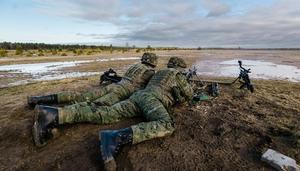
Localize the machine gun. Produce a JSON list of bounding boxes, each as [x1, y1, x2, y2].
[[231, 60, 254, 93], [187, 60, 254, 98], [185, 66, 205, 87], [185, 67, 219, 99], [99, 68, 122, 85]]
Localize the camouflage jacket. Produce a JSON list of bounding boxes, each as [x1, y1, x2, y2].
[[119, 63, 155, 90], [144, 68, 193, 108]]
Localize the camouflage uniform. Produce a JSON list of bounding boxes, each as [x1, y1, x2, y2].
[[28, 53, 158, 108], [56, 62, 155, 106], [58, 68, 193, 144]]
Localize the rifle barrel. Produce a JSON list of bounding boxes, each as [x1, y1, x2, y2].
[[189, 79, 233, 85]]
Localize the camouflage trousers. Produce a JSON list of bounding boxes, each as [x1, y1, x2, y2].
[[56, 83, 132, 106], [58, 91, 175, 144]]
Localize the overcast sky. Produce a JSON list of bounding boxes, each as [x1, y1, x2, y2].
[[0, 0, 300, 48]]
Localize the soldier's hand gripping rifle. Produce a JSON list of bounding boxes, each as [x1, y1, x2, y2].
[[99, 68, 122, 85], [231, 60, 254, 93]]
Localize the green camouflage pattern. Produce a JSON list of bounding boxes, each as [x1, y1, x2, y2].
[[167, 56, 187, 69], [92, 83, 132, 106], [141, 52, 158, 67], [58, 98, 140, 124], [56, 63, 155, 106], [57, 85, 113, 103], [146, 68, 194, 107], [58, 68, 193, 144], [130, 91, 175, 144], [122, 62, 155, 88], [58, 102, 100, 124]]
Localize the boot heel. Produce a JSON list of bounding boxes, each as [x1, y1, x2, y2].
[[32, 105, 59, 147], [32, 121, 46, 147], [99, 128, 133, 169], [104, 159, 117, 171]]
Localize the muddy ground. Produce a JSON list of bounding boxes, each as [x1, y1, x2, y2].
[[1, 49, 300, 88], [0, 50, 300, 170]]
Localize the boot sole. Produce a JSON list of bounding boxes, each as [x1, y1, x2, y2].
[[99, 131, 115, 164], [104, 159, 116, 171], [27, 96, 37, 109], [32, 106, 47, 147]]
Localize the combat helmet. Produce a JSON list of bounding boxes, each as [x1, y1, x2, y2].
[[141, 52, 158, 67], [167, 56, 187, 69]]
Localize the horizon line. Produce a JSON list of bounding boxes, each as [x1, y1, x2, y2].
[[1, 41, 300, 50]]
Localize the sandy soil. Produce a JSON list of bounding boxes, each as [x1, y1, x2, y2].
[[1, 49, 300, 67], [0, 50, 299, 170], [1, 49, 299, 88]]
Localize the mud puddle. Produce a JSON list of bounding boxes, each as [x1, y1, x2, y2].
[[0, 57, 139, 88], [195, 59, 300, 82]]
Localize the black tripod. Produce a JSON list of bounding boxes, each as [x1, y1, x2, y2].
[[231, 60, 254, 93]]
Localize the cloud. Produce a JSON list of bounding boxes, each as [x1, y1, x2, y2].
[[34, 0, 121, 21], [34, 0, 198, 23], [34, 0, 300, 48], [201, 0, 231, 17], [76, 33, 128, 40]]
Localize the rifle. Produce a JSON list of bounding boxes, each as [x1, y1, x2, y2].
[[231, 60, 254, 93], [185, 67, 219, 98], [185, 66, 205, 87], [99, 68, 122, 85], [188, 60, 254, 93]]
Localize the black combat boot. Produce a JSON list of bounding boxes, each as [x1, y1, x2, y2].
[[32, 105, 59, 147], [99, 127, 133, 169], [27, 94, 58, 108]]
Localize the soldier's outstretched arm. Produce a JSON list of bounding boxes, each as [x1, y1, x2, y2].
[[175, 73, 194, 102]]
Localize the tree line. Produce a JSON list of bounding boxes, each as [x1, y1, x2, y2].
[[0, 42, 187, 57], [0, 42, 128, 51], [1, 42, 299, 51]]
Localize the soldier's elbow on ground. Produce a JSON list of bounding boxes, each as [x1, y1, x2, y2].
[[160, 119, 176, 136]]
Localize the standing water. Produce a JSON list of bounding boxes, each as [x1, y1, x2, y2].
[[194, 59, 300, 82], [0, 57, 140, 88]]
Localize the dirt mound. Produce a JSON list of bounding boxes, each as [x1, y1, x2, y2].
[[0, 77, 299, 170]]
